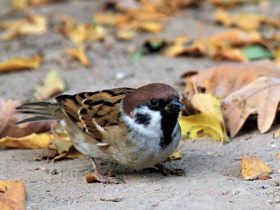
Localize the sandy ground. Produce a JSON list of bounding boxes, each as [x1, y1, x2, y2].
[[1, 0, 280, 209]]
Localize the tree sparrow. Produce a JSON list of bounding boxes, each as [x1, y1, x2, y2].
[[16, 83, 185, 183]]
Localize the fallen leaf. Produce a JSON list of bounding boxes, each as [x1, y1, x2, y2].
[[34, 69, 65, 101], [212, 47, 248, 61], [222, 77, 280, 137], [273, 129, 280, 138], [116, 29, 136, 41], [179, 114, 226, 142], [191, 93, 229, 142], [65, 45, 90, 67], [11, 0, 63, 9], [0, 133, 54, 149], [0, 14, 47, 40], [241, 155, 272, 180], [0, 99, 54, 138], [0, 55, 44, 73], [93, 13, 129, 26], [242, 45, 274, 60], [0, 180, 25, 210], [214, 8, 271, 31], [168, 150, 182, 161], [139, 21, 163, 33], [209, 29, 262, 46], [58, 15, 106, 44], [184, 60, 280, 99]]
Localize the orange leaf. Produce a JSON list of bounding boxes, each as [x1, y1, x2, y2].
[[0, 55, 44, 73], [241, 155, 272, 180], [0, 180, 25, 210]]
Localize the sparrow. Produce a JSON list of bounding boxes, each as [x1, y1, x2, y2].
[[16, 83, 185, 184]]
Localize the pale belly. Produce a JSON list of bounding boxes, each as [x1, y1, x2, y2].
[[67, 122, 181, 170]]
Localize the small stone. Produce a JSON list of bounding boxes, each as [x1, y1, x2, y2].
[[51, 169, 58, 175], [267, 199, 273, 204], [261, 185, 268, 189]]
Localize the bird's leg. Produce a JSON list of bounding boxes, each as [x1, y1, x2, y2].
[[154, 163, 186, 176], [87, 158, 125, 184], [105, 163, 119, 177]]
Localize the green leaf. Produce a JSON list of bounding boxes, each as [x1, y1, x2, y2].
[[130, 50, 142, 63], [242, 45, 274, 60]]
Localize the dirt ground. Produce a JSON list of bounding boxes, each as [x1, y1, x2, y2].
[[1, 0, 280, 209]]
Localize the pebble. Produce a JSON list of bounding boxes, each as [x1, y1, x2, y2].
[[270, 181, 280, 187]]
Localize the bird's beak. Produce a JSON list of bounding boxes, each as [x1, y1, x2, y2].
[[164, 98, 185, 113]]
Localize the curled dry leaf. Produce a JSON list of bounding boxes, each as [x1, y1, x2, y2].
[[222, 77, 280, 137], [65, 44, 90, 67], [0, 14, 47, 40], [0, 99, 54, 138], [0, 55, 44, 73], [241, 155, 272, 180], [34, 69, 65, 101], [180, 93, 229, 142], [184, 60, 280, 99], [0, 180, 25, 210]]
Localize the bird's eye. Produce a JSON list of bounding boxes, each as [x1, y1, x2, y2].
[[150, 98, 159, 107]]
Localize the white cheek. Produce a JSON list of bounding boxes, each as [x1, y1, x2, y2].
[[123, 106, 163, 139]]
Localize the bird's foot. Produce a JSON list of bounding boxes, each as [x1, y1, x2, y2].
[[87, 158, 125, 184], [155, 164, 186, 176]]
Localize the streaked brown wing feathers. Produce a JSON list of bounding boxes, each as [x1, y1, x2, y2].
[[56, 88, 134, 142]]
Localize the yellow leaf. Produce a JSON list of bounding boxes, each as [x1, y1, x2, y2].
[[93, 13, 129, 26], [0, 55, 43, 73], [11, 0, 28, 10], [0, 15, 47, 40], [34, 69, 65, 101], [0, 133, 53, 149], [0, 180, 25, 210], [139, 22, 163, 33], [191, 93, 229, 142], [241, 155, 272, 180], [116, 29, 136, 41], [179, 114, 227, 142], [168, 150, 182, 161], [65, 44, 90, 67]]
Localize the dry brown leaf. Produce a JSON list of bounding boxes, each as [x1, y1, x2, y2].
[[65, 45, 90, 67], [208, 0, 262, 7], [222, 77, 280, 137], [34, 69, 65, 101], [0, 99, 54, 138], [0, 55, 44, 73], [241, 155, 272, 180], [0, 180, 25, 210], [184, 60, 280, 99], [0, 15, 47, 40]]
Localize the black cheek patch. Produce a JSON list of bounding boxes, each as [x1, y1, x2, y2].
[[135, 113, 151, 127]]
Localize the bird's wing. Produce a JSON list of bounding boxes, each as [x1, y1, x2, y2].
[[56, 88, 134, 144]]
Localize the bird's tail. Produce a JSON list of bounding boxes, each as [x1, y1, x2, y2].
[[15, 102, 62, 125]]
